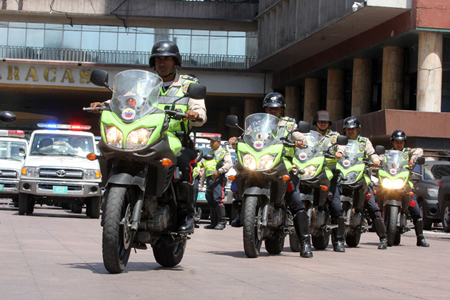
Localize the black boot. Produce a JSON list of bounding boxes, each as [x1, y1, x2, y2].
[[214, 205, 227, 230], [231, 212, 242, 227], [414, 220, 430, 247], [294, 210, 313, 258], [373, 218, 387, 250], [204, 206, 218, 229], [177, 182, 195, 234], [332, 217, 346, 252]]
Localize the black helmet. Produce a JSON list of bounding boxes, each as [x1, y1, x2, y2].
[[343, 116, 360, 129], [149, 40, 182, 67], [390, 130, 407, 142], [263, 92, 286, 108], [313, 110, 332, 126]]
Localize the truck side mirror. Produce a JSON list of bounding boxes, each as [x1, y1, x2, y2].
[[297, 121, 310, 133]]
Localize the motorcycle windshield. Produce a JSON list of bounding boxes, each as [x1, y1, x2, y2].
[[110, 70, 163, 123], [337, 140, 364, 168], [243, 113, 282, 151], [383, 150, 407, 175], [294, 130, 324, 161]]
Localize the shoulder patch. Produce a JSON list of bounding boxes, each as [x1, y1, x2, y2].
[[181, 74, 199, 83], [283, 116, 295, 122]]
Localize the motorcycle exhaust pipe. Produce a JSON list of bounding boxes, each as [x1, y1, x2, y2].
[[131, 198, 143, 231]]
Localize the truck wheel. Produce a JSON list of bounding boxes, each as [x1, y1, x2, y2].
[[442, 201, 450, 233], [385, 206, 398, 246], [102, 186, 135, 274], [89, 196, 101, 219], [71, 203, 82, 214], [152, 237, 186, 267], [243, 196, 263, 258], [18, 193, 33, 215]]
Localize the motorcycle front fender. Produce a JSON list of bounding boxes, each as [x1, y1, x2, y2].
[[243, 186, 270, 200], [383, 199, 402, 208], [107, 172, 146, 191]]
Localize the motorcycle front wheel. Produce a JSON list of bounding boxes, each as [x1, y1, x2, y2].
[[243, 196, 263, 258], [346, 232, 361, 247], [152, 237, 186, 267], [312, 234, 330, 250], [385, 205, 399, 246], [102, 186, 135, 274]]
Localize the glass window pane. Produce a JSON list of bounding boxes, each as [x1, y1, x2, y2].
[[192, 30, 209, 36], [64, 24, 82, 31], [45, 29, 62, 48], [63, 30, 81, 49], [0, 28, 7, 45], [191, 36, 209, 54], [9, 22, 26, 29], [27, 23, 45, 29], [210, 31, 227, 37], [136, 28, 154, 34], [26, 29, 44, 47], [174, 35, 191, 54], [101, 26, 118, 32], [99, 32, 117, 51], [210, 36, 226, 55], [174, 29, 191, 35], [228, 37, 245, 55], [8, 28, 26, 46], [229, 31, 245, 37], [45, 24, 63, 30], [83, 25, 100, 31], [136, 34, 154, 52], [82, 31, 100, 50], [118, 32, 136, 51]]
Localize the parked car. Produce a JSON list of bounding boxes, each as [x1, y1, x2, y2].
[[411, 160, 450, 229], [437, 176, 450, 232]]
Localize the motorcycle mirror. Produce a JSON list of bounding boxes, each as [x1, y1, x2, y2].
[[184, 83, 206, 99], [0, 111, 16, 123], [90, 69, 113, 92], [225, 115, 239, 128], [204, 153, 214, 160], [337, 135, 348, 146], [297, 121, 310, 133], [416, 157, 425, 165], [375, 145, 385, 155], [196, 149, 204, 162]]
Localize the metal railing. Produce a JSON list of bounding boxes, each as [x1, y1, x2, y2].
[[0, 46, 256, 69]]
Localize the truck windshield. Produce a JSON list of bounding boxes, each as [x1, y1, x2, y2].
[[30, 134, 94, 157]]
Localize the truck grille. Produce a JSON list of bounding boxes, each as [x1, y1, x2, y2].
[[0, 169, 17, 179], [39, 168, 83, 179]]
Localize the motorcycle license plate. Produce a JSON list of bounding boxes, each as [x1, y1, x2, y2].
[[0, 184, 3, 191], [198, 192, 206, 200], [53, 186, 68, 194]]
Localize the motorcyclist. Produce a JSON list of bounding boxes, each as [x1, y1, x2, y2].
[[343, 116, 387, 250], [90, 40, 207, 235], [384, 130, 430, 247], [201, 136, 232, 230], [313, 110, 346, 252], [229, 92, 313, 258]]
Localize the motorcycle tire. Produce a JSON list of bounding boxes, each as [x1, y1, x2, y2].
[[385, 206, 399, 247], [394, 230, 401, 245], [102, 186, 135, 274], [243, 196, 263, 258], [345, 232, 361, 247], [442, 201, 450, 233], [312, 234, 330, 250], [265, 235, 285, 255], [152, 237, 186, 267], [289, 229, 300, 252]]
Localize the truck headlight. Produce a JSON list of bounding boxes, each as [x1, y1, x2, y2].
[[84, 169, 101, 180], [22, 167, 39, 178], [427, 188, 438, 197], [104, 125, 123, 148], [242, 154, 256, 170], [257, 154, 275, 170], [125, 128, 154, 150]]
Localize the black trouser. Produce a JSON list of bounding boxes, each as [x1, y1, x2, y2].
[[286, 173, 305, 215], [365, 186, 382, 220], [177, 147, 198, 183], [409, 194, 422, 223], [329, 174, 343, 220], [205, 176, 225, 207]]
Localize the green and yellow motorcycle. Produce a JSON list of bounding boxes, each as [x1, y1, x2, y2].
[[85, 69, 206, 273], [225, 114, 308, 258]]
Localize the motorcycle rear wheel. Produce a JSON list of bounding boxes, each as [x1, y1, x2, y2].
[[152, 237, 186, 267], [312, 234, 330, 250], [102, 186, 135, 274], [243, 196, 263, 258], [385, 206, 399, 247]]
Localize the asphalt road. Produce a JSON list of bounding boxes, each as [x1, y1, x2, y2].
[[0, 201, 449, 300]]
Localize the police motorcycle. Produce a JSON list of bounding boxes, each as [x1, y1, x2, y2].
[[225, 114, 309, 258], [374, 147, 425, 246], [84, 69, 206, 273], [335, 140, 378, 247], [289, 130, 347, 250]]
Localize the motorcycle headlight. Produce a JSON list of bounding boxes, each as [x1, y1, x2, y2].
[[345, 171, 361, 182], [242, 154, 256, 170], [257, 154, 275, 170], [393, 178, 405, 189], [84, 169, 101, 180], [302, 165, 318, 179], [22, 166, 39, 178], [104, 125, 123, 148], [125, 128, 155, 150], [381, 178, 405, 189], [381, 178, 393, 189]]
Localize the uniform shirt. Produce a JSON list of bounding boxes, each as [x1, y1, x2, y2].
[[318, 128, 346, 155], [380, 147, 423, 163], [354, 135, 380, 163], [163, 72, 207, 127], [201, 146, 233, 175], [279, 117, 306, 144]]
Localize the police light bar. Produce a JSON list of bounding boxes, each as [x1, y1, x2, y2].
[[37, 123, 91, 131], [196, 132, 221, 138], [0, 130, 25, 138]]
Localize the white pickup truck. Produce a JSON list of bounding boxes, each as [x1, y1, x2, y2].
[[19, 125, 102, 218], [0, 131, 28, 207]]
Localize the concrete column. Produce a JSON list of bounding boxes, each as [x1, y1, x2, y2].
[[327, 69, 345, 122], [417, 31, 443, 112], [352, 58, 373, 116], [285, 86, 301, 121], [244, 99, 258, 118], [382, 46, 404, 109], [229, 105, 242, 138], [304, 78, 321, 125]]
